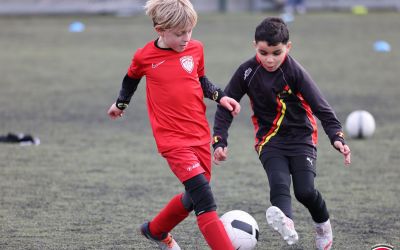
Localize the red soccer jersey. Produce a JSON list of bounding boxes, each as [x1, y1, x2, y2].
[[127, 39, 210, 152]]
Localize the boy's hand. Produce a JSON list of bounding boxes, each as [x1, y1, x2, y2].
[[219, 96, 240, 117], [107, 103, 125, 119], [333, 141, 351, 166], [213, 146, 228, 165]]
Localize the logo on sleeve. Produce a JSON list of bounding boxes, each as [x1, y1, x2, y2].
[[244, 67, 252, 80], [306, 157, 313, 166], [180, 56, 194, 73]]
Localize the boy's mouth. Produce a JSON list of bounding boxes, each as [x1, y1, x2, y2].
[[265, 65, 275, 71]]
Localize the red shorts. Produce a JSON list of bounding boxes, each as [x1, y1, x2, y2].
[[161, 143, 212, 183]]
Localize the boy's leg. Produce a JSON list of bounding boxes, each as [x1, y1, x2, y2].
[[265, 206, 298, 245], [314, 219, 333, 250], [260, 154, 293, 218], [140, 222, 180, 250], [290, 156, 329, 223], [140, 147, 202, 248], [197, 211, 233, 249], [140, 192, 192, 250], [290, 156, 332, 250], [190, 144, 233, 249], [148, 192, 192, 238], [145, 146, 204, 239], [184, 174, 234, 250], [260, 154, 298, 245], [157, 145, 233, 249]]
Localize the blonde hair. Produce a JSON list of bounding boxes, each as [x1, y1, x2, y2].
[[144, 0, 197, 30]]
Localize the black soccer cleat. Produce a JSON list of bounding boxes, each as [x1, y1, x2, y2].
[[139, 222, 181, 250]]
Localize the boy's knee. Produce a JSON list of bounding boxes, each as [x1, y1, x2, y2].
[[294, 187, 316, 204], [270, 183, 291, 201], [181, 191, 194, 212], [183, 174, 217, 216]]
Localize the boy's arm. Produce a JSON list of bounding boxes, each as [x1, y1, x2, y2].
[[115, 74, 141, 110], [212, 67, 247, 151], [296, 71, 345, 145], [108, 48, 144, 119], [108, 74, 141, 119], [199, 76, 226, 103], [200, 76, 240, 116], [291, 61, 350, 164]]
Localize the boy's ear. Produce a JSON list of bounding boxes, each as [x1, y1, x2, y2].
[[253, 40, 257, 48], [286, 41, 292, 51]]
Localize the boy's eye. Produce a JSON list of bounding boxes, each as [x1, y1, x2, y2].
[[175, 30, 191, 36], [273, 50, 282, 56], [259, 51, 267, 55]]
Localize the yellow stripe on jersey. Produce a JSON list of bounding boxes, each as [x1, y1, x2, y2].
[[257, 98, 286, 155]]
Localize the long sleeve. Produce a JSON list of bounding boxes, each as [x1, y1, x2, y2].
[[199, 76, 225, 103], [212, 66, 247, 149], [117, 74, 141, 103], [290, 60, 345, 145]]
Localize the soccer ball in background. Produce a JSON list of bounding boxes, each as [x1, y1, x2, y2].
[[345, 110, 376, 139], [220, 210, 259, 250]]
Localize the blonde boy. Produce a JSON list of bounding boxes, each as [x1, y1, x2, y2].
[[108, 0, 239, 249]]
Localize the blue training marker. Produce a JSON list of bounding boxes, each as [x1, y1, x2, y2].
[[373, 40, 391, 52], [69, 21, 85, 32]]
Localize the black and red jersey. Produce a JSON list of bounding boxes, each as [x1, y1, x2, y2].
[[213, 54, 344, 158]]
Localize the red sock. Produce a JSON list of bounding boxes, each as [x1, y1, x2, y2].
[[197, 211, 234, 250], [149, 193, 190, 238]]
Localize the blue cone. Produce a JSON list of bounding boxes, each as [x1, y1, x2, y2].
[[280, 13, 295, 23], [69, 22, 85, 33], [374, 40, 391, 52]]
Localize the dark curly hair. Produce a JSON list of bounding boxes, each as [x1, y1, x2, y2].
[[255, 17, 289, 46]]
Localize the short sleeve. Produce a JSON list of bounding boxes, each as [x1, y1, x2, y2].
[[127, 48, 144, 79], [197, 43, 205, 78]]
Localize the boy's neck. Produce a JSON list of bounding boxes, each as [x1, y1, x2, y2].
[[155, 38, 172, 50]]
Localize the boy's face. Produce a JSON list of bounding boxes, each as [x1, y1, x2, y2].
[[156, 26, 193, 52], [254, 41, 292, 72]]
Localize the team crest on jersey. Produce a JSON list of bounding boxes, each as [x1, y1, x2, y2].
[[180, 56, 194, 73]]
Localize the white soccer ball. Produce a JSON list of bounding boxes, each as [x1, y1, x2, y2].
[[220, 210, 259, 250], [345, 110, 376, 139]]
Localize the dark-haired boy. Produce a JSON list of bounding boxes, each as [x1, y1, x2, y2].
[[213, 17, 351, 250]]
